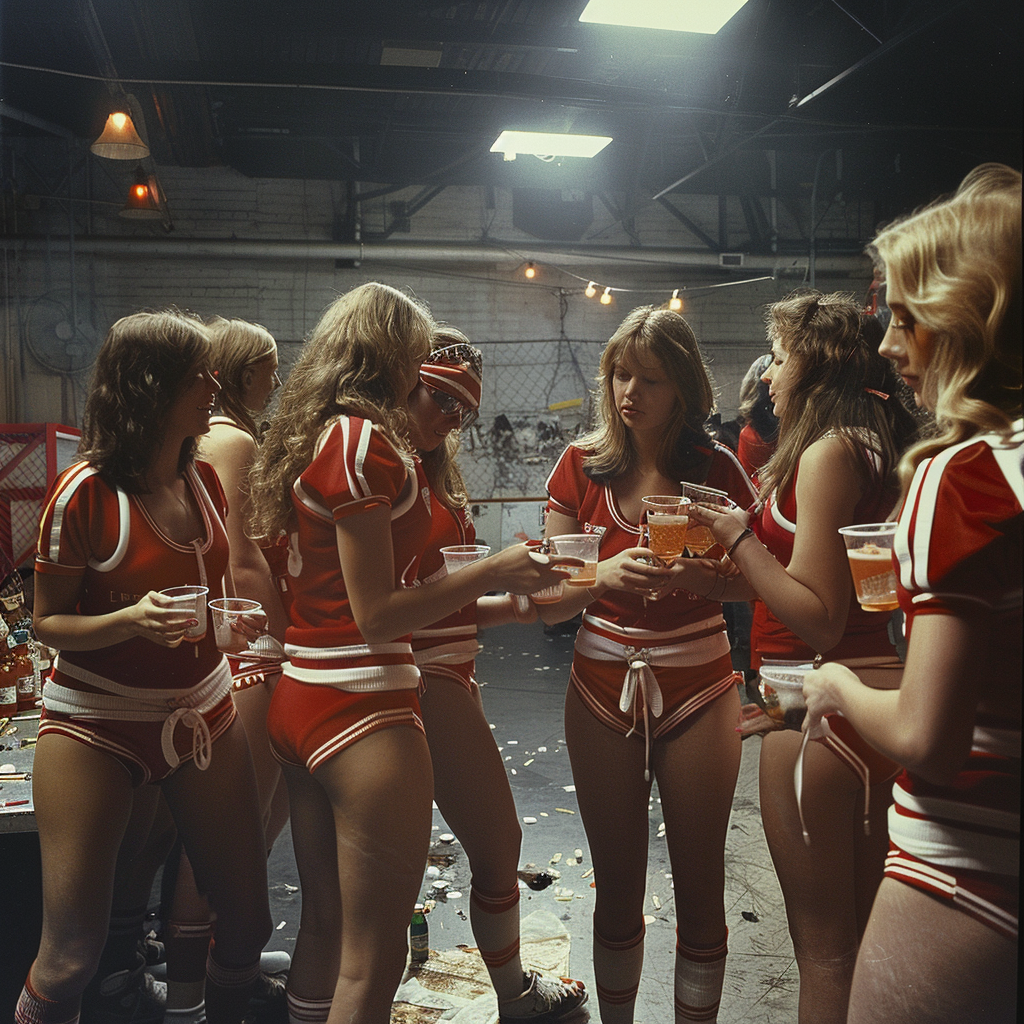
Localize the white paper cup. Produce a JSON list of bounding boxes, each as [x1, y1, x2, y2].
[[208, 597, 268, 655], [159, 586, 209, 639], [440, 544, 491, 574]]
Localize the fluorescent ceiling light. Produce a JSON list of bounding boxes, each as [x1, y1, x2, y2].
[[490, 130, 613, 160], [579, 0, 749, 34]]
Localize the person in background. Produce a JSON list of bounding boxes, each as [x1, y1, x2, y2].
[[409, 328, 588, 1020], [735, 353, 779, 483], [683, 291, 918, 1024], [536, 305, 755, 1023], [20, 310, 272, 1024], [155, 316, 291, 1024], [802, 164, 1021, 1024], [245, 282, 569, 1023]]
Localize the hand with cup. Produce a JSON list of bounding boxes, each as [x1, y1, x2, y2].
[[156, 585, 210, 644], [209, 597, 274, 658], [640, 495, 690, 563], [547, 534, 600, 588], [679, 482, 738, 555], [439, 544, 491, 574]]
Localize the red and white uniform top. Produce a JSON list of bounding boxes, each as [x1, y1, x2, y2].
[[546, 442, 755, 649], [752, 444, 896, 668], [410, 493, 479, 670], [35, 459, 230, 691], [282, 416, 432, 691], [888, 421, 1023, 880]]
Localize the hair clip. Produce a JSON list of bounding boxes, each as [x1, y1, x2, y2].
[[864, 388, 890, 400]]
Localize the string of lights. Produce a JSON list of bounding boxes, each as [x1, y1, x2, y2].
[[512, 254, 775, 310]]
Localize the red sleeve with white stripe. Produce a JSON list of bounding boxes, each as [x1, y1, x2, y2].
[[545, 445, 588, 519], [299, 416, 410, 521], [896, 438, 1023, 616], [35, 462, 117, 576]]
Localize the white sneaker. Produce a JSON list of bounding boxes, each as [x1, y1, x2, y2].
[[498, 971, 589, 1023]]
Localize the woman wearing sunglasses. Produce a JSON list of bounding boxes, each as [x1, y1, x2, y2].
[[246, 284, 569, 1022], [408, 328, 588, 1020]]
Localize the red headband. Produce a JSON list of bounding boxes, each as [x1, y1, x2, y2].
[[419, 359, 482, 411]]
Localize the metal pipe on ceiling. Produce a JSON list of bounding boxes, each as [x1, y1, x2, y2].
[[2, 236, 866, 272]]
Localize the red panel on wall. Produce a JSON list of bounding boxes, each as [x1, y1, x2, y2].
[[0, 423, 81, 575]]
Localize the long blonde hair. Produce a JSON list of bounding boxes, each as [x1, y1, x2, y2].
[[248, 282, 434, 537], [206, 317, 277, 437], [579, 305, 717, 483], [870, 163, 1022, 490], [757, 291, 917, 502]]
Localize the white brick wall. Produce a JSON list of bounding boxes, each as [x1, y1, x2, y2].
[[3, 156, 875, 498]]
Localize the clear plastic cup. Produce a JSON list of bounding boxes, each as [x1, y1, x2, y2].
[[208, 597, 269, 656], [640, 495, 690, 560], [548, 534, 600, 588], [528, 580, 566, 605], [839, 523, 899, 612], [680, 482, 734, 555], [440, 544, 491, 574], [158, 585, 209, 640]]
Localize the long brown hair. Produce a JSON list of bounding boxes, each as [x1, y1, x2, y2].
[[79, 309, 211, 493], [579, 305, 717, 483], [757, 291, 918, 502], [248, 282, 434, 538]]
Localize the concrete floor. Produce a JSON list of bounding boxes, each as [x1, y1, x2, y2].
[[262, 620, 799, 1023]]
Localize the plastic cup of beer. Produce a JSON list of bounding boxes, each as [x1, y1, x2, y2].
[[641, 495, 690, 560], [529, 580, 566, 605], [158, 585, 209, 639], [440, 544, 491, 574], [680, 482, 734, 555], [208, 597, 268, 656], [548, 534, 600, 588], [839, 523, 899, 612]]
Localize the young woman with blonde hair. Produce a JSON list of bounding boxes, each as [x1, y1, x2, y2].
[[246, 283, 569, 1023], [803, 164, 1021, 1024], [537, 305, 755, 1023]]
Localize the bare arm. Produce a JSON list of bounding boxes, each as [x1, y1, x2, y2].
[[337, 506, 568, 643], [202, 427, 289, 640], [689, 437, 864, 654], [33, 572, 194, 651], [803, 612, 979, 785]]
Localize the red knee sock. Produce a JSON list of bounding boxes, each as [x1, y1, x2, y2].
[[286, 991, 332, 1024]]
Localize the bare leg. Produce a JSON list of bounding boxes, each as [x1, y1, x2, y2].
[[564, 684, 653, 1020], [232, 679, 288, 850], [27, 734, 137, 1000], [302, 725, 434, 1024], [161, 718, 272, 1023], [849, 879, 1018, 1024], [655, 686, 741, 1023], [758, 730, 892, 1024], [420, 675, 524, 998]]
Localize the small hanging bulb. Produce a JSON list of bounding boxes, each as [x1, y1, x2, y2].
[[669, 289, 683, 312], [524, 261, 536, 280], [600, 287, 613, 305], [585, 281, 597, 298]]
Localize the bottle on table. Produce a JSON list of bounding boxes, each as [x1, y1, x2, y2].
[[11, 629, 35, 713]]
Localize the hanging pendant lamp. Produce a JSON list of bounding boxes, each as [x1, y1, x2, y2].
[[91, 111, 150, 160]]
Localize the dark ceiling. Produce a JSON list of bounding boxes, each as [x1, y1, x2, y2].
[[1, 0, 1021, 228]]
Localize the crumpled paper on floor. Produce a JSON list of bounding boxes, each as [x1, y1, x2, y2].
[[392, 909, 573, 1022]]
